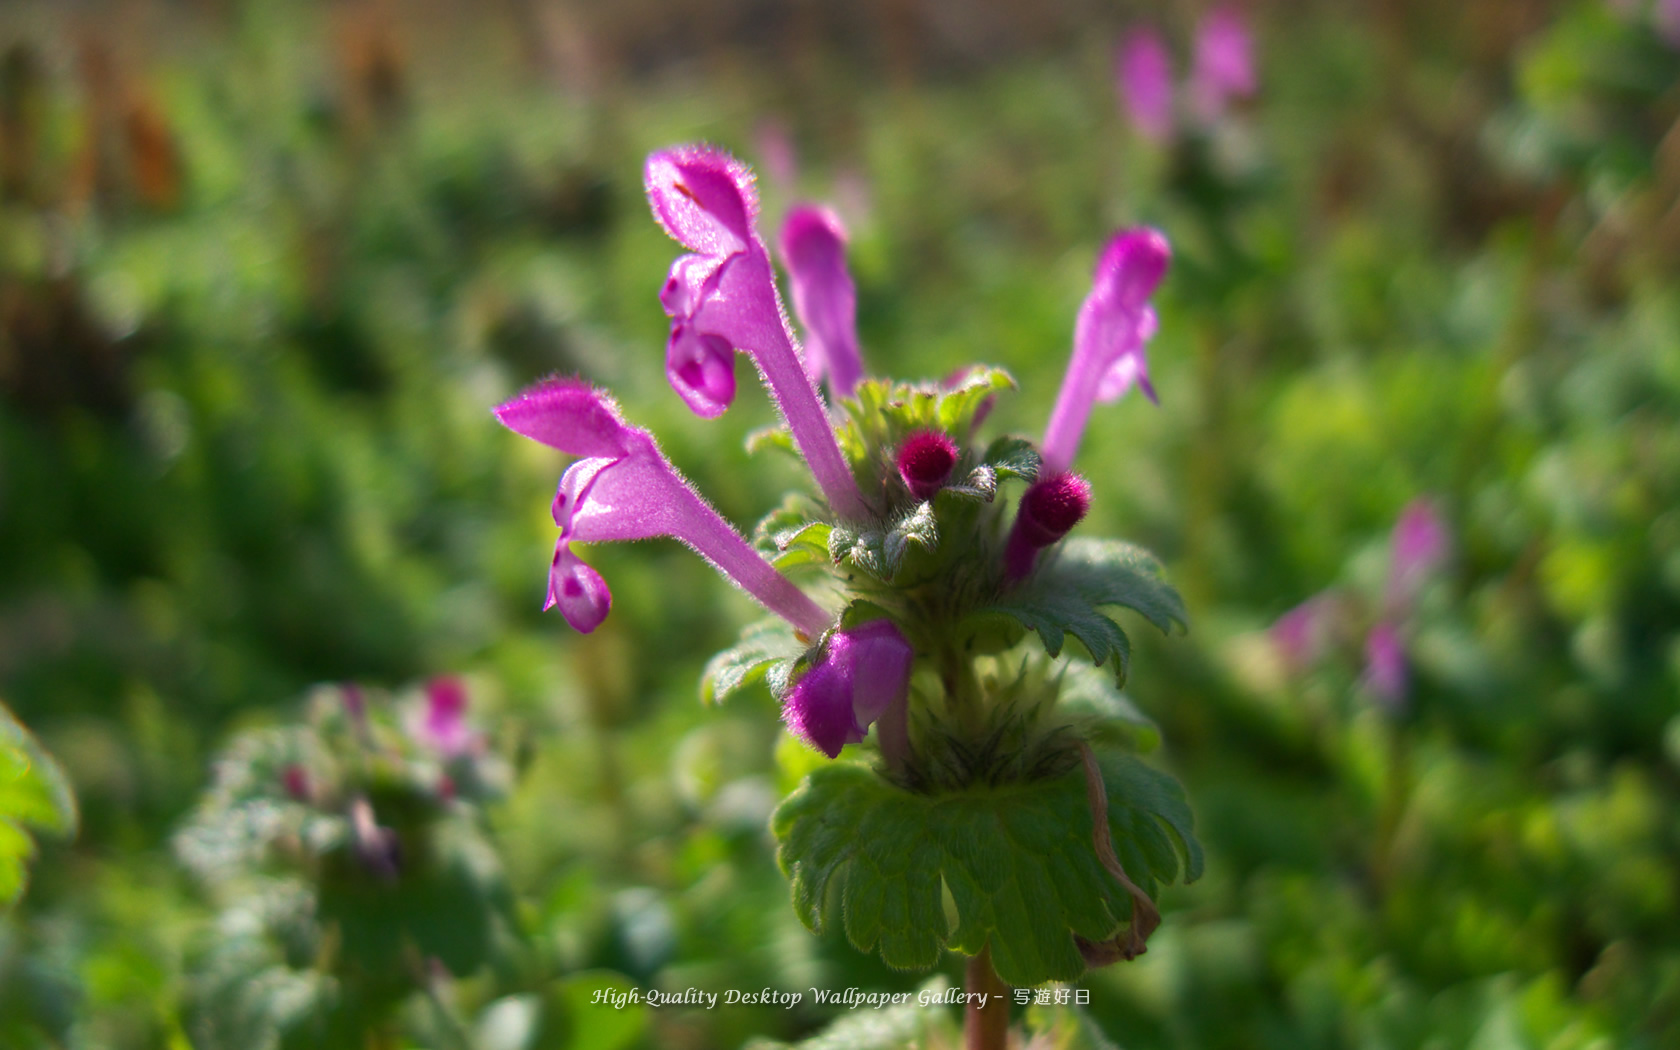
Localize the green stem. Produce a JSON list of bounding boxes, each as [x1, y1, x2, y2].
[[964, 945, 1009, 1050]]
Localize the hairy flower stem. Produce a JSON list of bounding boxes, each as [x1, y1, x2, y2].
[[757, 325, 872, 520], [964, 945, 1009, 1050]]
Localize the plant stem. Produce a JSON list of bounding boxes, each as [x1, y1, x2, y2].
[[965, 944, 1009, 1050]]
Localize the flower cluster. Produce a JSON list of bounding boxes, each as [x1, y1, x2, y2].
[[497, 144, 1170, 767], [1117, 5, 1257, 142]]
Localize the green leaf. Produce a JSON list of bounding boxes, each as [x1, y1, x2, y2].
[[1056, 662, 1161, 753], [983, 436, 1042, 483], [936, 367, 1015, 434], [746, 423, 797, 458], [1050, 539, 1189, 635], [968, 592, 1132, 683], [702, 619, 804, 704], [1, 702, 78, 909], [773, 754, 1201, 987], [962, 538, 1186, 684]]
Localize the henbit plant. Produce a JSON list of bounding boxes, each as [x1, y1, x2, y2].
[[496, 144, 1201, 1047]]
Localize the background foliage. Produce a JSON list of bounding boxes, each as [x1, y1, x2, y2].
[[2, 0, 1678, 1047]]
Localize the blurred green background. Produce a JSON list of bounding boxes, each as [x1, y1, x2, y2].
[[2, 0, 1678, 1047]]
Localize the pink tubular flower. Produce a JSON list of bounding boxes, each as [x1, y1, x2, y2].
[[645, 146, 869, 520], [1116, 28, 1174, 143], [779, 205, 865, 401], [1040, 229, 1169, 477], [1270, 593, 1338, 673], [1189, 6, 1257, 123], [1660, 0, 1680, 47], [1385, 499, 1448, 616], [782, 620, 914, 760], [495, 378, 832, 639], [1362, 621, 1407, 707]]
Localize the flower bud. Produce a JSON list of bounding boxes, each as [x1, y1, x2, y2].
[[896, 431, 958, 501]]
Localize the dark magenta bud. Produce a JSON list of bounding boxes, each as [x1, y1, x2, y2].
[[1004, 472, 1092, 579], [897, 431, 958, 501], [281, 764, 311, 803]]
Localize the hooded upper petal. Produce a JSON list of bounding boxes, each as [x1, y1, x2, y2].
[[1040, 228, 1170, 475], [494, 378, 634, 458], [644, 146, 757, 258]]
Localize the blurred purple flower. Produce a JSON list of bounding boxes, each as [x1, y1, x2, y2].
[[1189, 6, 1257, 123], [1658, 0, 1680, 45], [1270, 593, 1339, 672], [782, 620, 914, 759], [779, 205, 864, 401], [495, 378, 832, 637], [1385, 499, 1448, 616], [417, 676, 478, 758], [1040, 228, 1168, 477], [1362, 621, 1407, 707], [1116, 28, 1175, 143], [755, 117, 798, 189], [646, 145, 868, 519]]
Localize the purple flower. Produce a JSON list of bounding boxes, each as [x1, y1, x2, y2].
[[1189, 6, 1257, 123], [495, 377, 832, 638], [755, 117, 798, 189], [1116, 28, 1174, 143], [1269, 593, 1338, 672], [897, 430, 958, 501], [1004, 472, 1093, 579], [1362, 621, 1407, 707], [646, 146, 869, 520], [1660, 0, 1680, 46], [1040, 229, 1169, 477], [782, 620, 914, 759], [779, 205, 865, 401], [416, 676, 478, 758], [1385, 499, 1448, 617]]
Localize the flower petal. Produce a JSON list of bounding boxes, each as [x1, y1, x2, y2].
[[1117, 28, 1174, 142], [666, 325, 737, 419], [494, 378, 632, 458], [545, 545, 612, 633], [644, 146, 757, 258]]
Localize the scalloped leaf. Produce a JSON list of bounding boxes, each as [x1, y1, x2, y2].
[[983, 436, 1042, 483], [1, 702, 78, 909], [772, 754, 1200, 987], [966, 592, 1132, 684], [1049, 539, 1188, 636], [701, 619, 804, 704], [962, 539, 1186, 684]]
